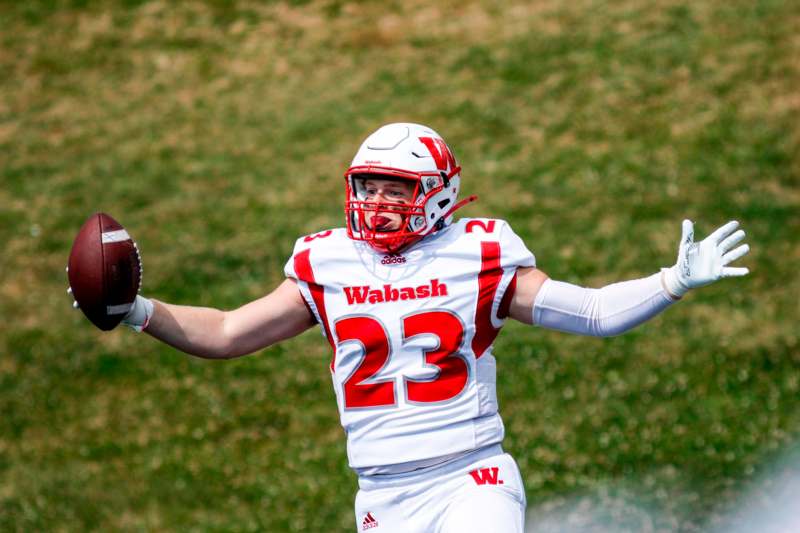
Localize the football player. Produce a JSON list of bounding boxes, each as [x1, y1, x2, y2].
[[113, 123, 750, 532]]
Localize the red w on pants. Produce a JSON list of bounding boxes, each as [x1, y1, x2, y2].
[[469, 467, 503, 485]]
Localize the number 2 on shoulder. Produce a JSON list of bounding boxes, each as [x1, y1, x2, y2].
[[466, 219, 496, 234]]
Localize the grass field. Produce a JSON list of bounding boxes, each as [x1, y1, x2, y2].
[[1, 0, 799, 531]]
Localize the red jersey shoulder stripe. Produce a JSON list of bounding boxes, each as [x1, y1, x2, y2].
[[472, 241, 510, 358], [293, 248, 336, 369]]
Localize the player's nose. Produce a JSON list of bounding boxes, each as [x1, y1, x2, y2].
[[368, 192, 395, 209], [373, 189, 392, 202]]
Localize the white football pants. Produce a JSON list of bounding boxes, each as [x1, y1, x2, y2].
[[354, 445, 526, 532]]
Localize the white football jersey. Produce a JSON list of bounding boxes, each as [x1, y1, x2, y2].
[[283, 218, 536, 472]]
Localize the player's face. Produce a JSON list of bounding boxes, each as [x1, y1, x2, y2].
[[362, 178, 416, 232]]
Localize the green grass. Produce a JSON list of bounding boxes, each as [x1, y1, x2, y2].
[[1, 0, 798, 531]]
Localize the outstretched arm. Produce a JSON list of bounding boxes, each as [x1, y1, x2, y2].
[[124, 278, 315, 359], [509, 220, 750, 336]]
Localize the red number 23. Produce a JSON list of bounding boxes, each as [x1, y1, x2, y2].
[[335, 311, 467, 409]]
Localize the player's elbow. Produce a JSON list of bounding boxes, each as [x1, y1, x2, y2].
[[183, 341, 239, 360], [214, 322, 244, 360], [584, 320, 622, 338], [545, 317, 636, 338], [595, 326, 627, 338], [215, 311, 271, 359], [594, 317, 639, 338], [214, 344, 240, 360], [216, 342, 265, 360]]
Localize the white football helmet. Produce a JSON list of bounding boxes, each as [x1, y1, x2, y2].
[[345, 123, 473, 253]]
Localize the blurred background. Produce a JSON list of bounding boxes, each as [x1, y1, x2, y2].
[[1, 0, 798, 531]]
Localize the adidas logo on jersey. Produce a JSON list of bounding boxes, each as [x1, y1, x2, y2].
[[362, 512, 379, 530], [380, 253, 406, 265], [343, 279, 448, 305]]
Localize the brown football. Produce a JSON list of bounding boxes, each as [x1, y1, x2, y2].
[[67, 213, 142, 331]]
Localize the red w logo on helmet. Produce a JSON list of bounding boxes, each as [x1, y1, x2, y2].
[[419, 137, 457, 173]]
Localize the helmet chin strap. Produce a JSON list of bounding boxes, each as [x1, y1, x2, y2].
[[442, 194, 477, 223], [446, 194, 477, 216], [420, 195, 478, 237]]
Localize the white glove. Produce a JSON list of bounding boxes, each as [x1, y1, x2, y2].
[[662, 219, 750, 298], [66, 280, 153, 332], [121, 295, 154, 332], [67, 238, 153, 331]]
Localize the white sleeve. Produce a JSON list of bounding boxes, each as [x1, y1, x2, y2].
[[498, 221, 536, 270], [532, 272, 677, 337], [283, 237, 303, 279]]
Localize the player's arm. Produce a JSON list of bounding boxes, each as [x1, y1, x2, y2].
[[123, 278, 315, 359], [508, 220, 750, 336]]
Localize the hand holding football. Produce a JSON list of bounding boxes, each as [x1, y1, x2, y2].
[[67, 213, 142, 331]]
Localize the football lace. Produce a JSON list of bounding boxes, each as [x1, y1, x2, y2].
[[133, 241, 143, 293]]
